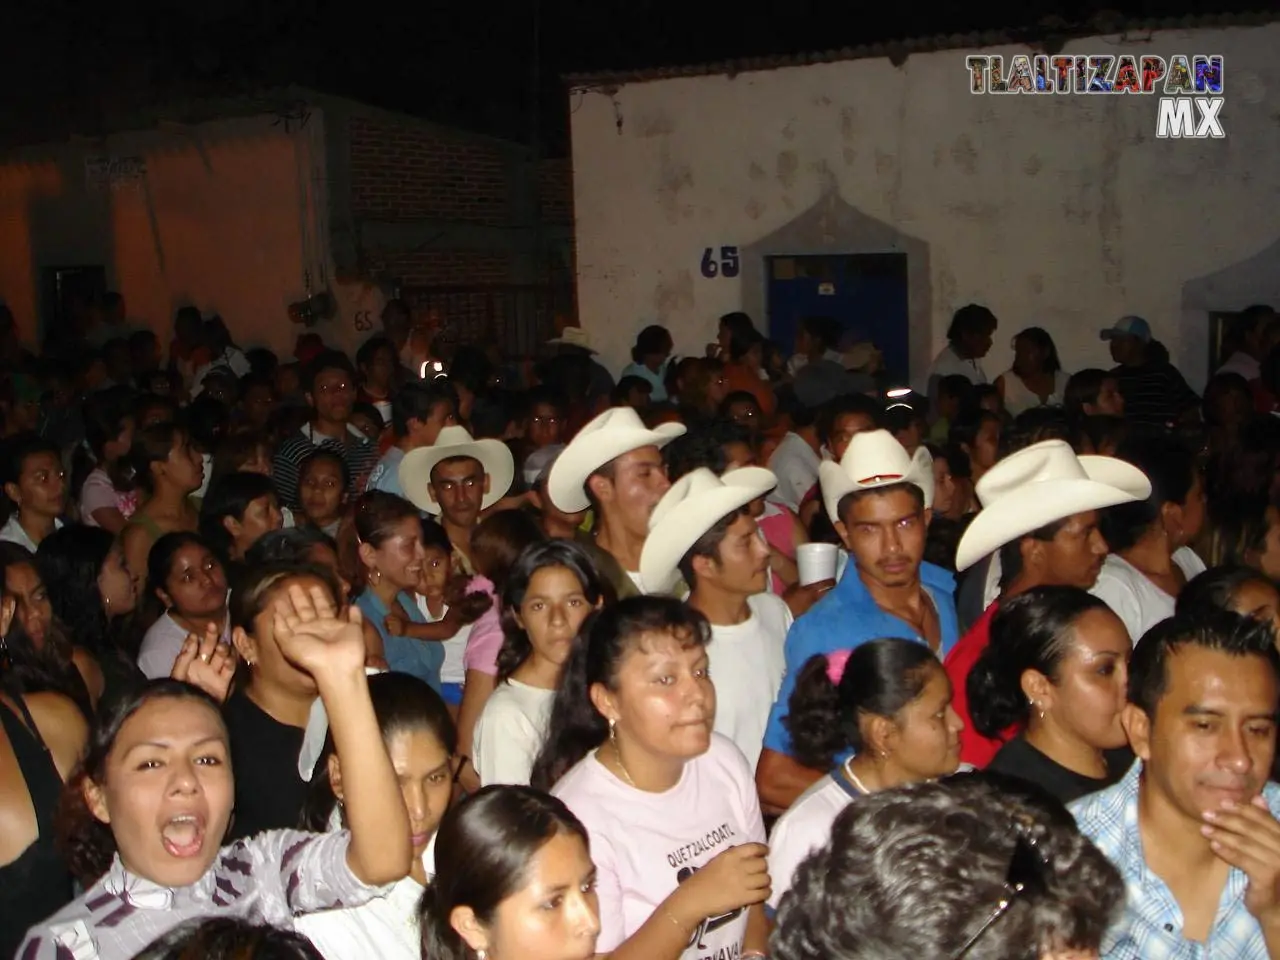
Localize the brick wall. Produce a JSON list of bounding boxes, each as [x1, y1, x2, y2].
[[348, 114, 511, 224], [537, 158, 573, 224], [368, 250, 510, 287]]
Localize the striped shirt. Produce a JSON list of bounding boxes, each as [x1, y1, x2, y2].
[[18, 830, 383, 960], [1109, 362, 1199, 427], [272, 423, 380, 509], [1070, 761, 1280, 959]]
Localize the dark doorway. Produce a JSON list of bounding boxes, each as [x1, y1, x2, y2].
[[766, 253, 909, 382]]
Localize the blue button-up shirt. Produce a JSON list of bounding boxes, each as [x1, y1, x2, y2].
[[1070, 760, 1280, 959], [761, 560, 960, 757]]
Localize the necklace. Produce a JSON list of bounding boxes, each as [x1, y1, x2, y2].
[[842, 758, 874, 795], [613, 739, 638, 788]]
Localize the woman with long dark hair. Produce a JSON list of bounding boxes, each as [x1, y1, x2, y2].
[[0, 598, 89, 960], [970, 586, 1132, 802], [769, 637, 961, 909], [74, 385, 137, 533], [474, 540, 607, 786], [136, 533, 230, 680], [20, 577, 410, 960], [297, 672, 458, 960], [995, 326, 1068, 415], [418, 785, 600, 960], [36, 524, 142, 709], [532, 596, 771, 960], [121, 422, 205, 584]]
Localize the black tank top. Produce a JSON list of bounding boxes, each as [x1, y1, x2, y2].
[[0, 697, 72, 959]]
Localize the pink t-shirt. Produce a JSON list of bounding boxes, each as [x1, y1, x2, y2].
[[462, 575, 502, 676], [80, 468, 138, 527], [551, 733, 765, 957]]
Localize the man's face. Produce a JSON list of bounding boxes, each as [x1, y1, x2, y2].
[[828, 412, 877, 463], [591, 446, 669, 539], [836, 487, 927, 589], [307, 366, 355, 424], [1034, 511, 1108, 589], [1128, 646, 1279, 825], [694, 513, 770, 597], [429, 457, 488, 528]]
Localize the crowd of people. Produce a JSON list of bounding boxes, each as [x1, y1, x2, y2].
[[3, 294, 1280, 959]]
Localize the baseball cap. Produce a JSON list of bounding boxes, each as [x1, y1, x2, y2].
[[1099, 315, 1151, 343]]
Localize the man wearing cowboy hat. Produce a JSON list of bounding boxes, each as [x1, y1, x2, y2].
[[943, 439, 1151, 767], [756, 429, 960, 811], [399, 424, 515, 574], [641, 466, 794, 768], [547, 406, 686, 598]]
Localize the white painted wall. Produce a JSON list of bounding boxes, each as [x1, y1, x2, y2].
[[569, 23, 1280, 388], [0, 111, 365, 358]]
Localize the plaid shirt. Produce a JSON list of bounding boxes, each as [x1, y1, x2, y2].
[[1070, 761, 1280, 959], [18, 830, 383, 960]]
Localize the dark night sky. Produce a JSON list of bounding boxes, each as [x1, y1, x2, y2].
[[1, 0, 1250, 153]]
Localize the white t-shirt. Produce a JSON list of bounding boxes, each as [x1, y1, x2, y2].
[[414, 597, 469, 685], [767, 433, 821, 512], [766, 771, 861, 910], [137, 612, 232, 679], [551, 733, 766, 958], [473, 678, 556, 786], [0, 516, 63, 553], [1089, 546, 1207, 644], [997, 368, 1070, 416], [706, 593, 791, 770], [925, 343, 988, 392]]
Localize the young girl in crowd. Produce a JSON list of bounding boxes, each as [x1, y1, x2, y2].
[[298, 450, 348, 539], [533, 596, 771, 960], [474, 540, 607, 786], [970, 587, 1133, 803], [350, 492, 443, 686], [418, 785, 601, 960], [296, 672, 457, 960], [36, 525, 142, 710], [199, 472, 284, 566], [75, 386, 138, 533], [19, 579, 411, 960], [380, 520, 492, 708], [0, 600, 89, 960], [121, 422, 205, 582], [451, 509, 545, 793], [1, 434, 67, 552], [136, 533, 230, 679], [769, 637, 962, 910], [225, 563, 346, 840]]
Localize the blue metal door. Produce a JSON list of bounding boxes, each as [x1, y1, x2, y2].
[[766, 254, 909, 382]]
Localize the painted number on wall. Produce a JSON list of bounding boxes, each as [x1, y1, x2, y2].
[[353, 310, 374, 332], [700, 246, 740, 279]]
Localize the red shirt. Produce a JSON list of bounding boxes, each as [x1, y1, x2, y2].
[[943, 601, 1016, 768]]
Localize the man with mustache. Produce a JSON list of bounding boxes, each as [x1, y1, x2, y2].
[[1071, 612, 1280, 958], [640, 466, 792, 771], [755, 430, 958, 811]]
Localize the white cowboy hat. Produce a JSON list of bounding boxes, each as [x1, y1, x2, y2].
[[546, 326, 595, 352], [954, 439, 1152, 572], [818, 429, 935, 525], [640, 466, 778, 595], [399, 425, 515, 516], [547, 407, 686, 513]]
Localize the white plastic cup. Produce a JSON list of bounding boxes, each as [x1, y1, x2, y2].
[[796, 543, 839, 586]]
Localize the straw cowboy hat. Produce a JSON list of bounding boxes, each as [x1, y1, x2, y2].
[[399, 425, 515, 516], [640, 466, 779, 595], [546, 326, 595, 352], [954, 439, 1152, 572], [818, 429, 935, 525], [547, 407, 686, 514]]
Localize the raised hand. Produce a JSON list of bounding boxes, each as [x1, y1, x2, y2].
[[272, 582, 367, 681], [170, 623, 235, 703], [1203, 794, 1280, 927]]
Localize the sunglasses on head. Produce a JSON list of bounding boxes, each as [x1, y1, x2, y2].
[[950, 823, 1050, 959]]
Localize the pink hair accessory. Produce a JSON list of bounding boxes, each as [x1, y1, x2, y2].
[[826, 649, 853, 685]]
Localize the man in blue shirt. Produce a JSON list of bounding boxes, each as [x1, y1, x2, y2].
[[1071, 612, 1280, 959], [755, 430, 960, 811], [365, 379, 457, 499]]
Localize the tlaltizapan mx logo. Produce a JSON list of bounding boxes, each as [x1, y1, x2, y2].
[[965, 54, 1225, 139]]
